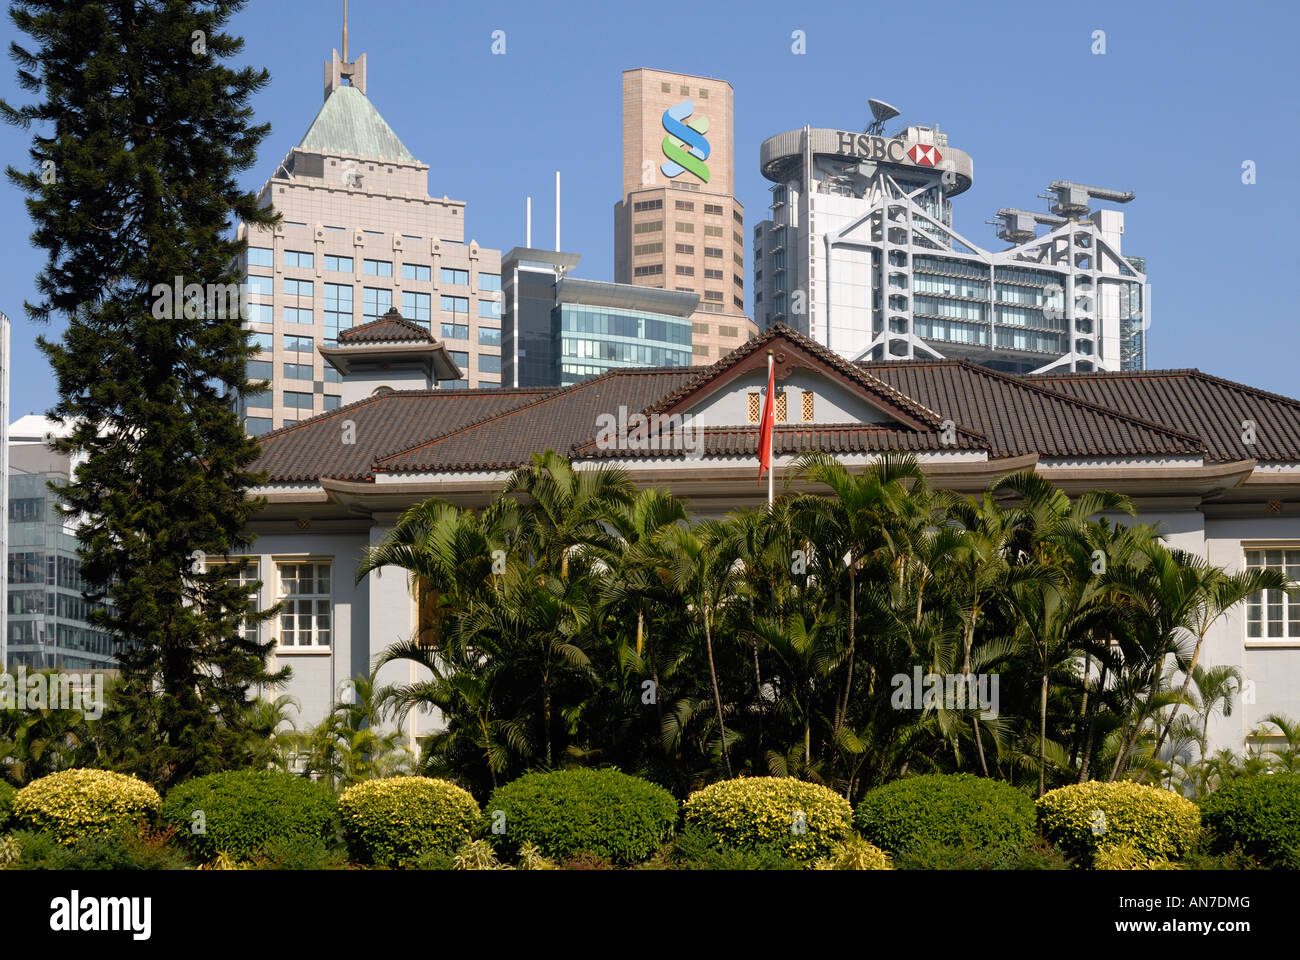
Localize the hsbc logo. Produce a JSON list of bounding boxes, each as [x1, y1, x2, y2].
[[908, 143, 942, 167]]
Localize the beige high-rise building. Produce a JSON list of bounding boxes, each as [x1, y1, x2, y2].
[[614, 68, 756, 366], [236, 41, 502, 434]]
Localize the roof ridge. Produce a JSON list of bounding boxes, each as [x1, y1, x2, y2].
[[945, 358, 1207, 450]]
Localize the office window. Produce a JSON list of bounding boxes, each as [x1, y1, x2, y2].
[[478, 327, 501, 346], [283, 278, 313, 297], [661, 82, 671, 92], [245, 275, 273, 296], [403, 263, 431, 281], [704, 225, 723, 237], [704, 290, 723, 301], [633, 199, 663, 212], [704, 204, 723, 216], [734, 274, 744, 288], [440, 379, 469, 390], [324, 254, 353, 273], [676, 265, 695, 276], [734, 253, 745, 267], [440, 267, 469, 286], [323, 395, 342, 411], [479, 272, 502, 292], [634, 242, 664, 256], [283, 335, 314, 353], [676, 222, 694, 233], [276, 562, 331, 648], [323, 367, 341, 383], [693, 344, 710, 357], [676, 243, 695, 255], [633, 220, 662, 234], [448, 351, 469, 368], [675, 200, 695, 211], [245, 417, 272, 436], [284, 391, 314, 409], [246, 247, 273, 268], [1245, 548, 1300, 638], [692, 322, 710, 335], [478, 299, 501, 319], [441, 295, 468, 314], [705, 268, 723, 280], [363, 259, 392, 277], [246, 303, 273, 324], [402, 291, 431, 325], [733, 210, 744, 224], [363, 286, 393, 321], [284, 307, 313, 325], [248, 332, 273, 352], [247, 360, 273, 381], [705, 247, 723, 258], [734, 296, 745, 310], [324, 283, 353, 343], [734, 232, 745, 247], [284, 250, 313, 268], [283, 363, 313, 381], [634, 264, 663, 277], [719, 326, 738, 339], [440, 323, 469, 341], [479, 354, 501, 374], [244, 390, 270, 409], [698, 89, 708, 99]]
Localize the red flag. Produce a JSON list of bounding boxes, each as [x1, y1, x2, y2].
[[757, 357, 775, 485]]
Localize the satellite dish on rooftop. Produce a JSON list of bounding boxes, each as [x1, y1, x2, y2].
[[867, 99, 900, 135]]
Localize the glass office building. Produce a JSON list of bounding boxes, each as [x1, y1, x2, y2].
[[557, 301, 692, 385]]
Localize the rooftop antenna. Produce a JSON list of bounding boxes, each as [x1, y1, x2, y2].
[[866, 98, 900, 137]]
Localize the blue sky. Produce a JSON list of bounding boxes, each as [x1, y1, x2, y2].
[[2, 0, 1297, 417]]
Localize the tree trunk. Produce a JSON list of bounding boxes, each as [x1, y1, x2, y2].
[[1079, 661, 1106, 782], [1038, 668, 1049, 797], [703, 613, 732, 777], [834, 563, 856, 743], [1143, 629, 1208, 783]]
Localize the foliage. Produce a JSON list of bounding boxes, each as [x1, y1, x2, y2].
[[1036, 780, 1201, 865], [13, 769, 161, 843], [293, 670, 413, 788], [811, 836, 892, 870], [1093, 841, 1180, 870], [1198, 772, 1300, 869], [338, 777, 479, 867], [453, 838, 504, 870], [668, 825, 803, 870], [0, 834, 20, 869], [853, 773, 1035, 855], [4, 825, 189, 870], [890, 837, 1073, 870], [160, 769, 338, 862], [682, 777, 853, 861], [0, 780, 14, 829], [484, 768, 677, 865], [3, 0, 284, 787]]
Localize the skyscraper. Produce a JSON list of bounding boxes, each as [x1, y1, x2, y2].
[[614, 68, 756, 367], [237, 25, 503, 433], [753, 108, 1148, 374]]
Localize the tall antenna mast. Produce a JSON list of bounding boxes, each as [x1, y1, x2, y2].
[[342, 0, 349, 63]]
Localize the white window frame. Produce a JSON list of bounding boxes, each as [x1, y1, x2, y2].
[[1243, 542, 1300, 646], [205, 556, 261, 642], [273, 557, 334, 653]]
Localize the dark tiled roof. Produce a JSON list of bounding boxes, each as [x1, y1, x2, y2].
[[375, 368, 697, 474], [863, 359, 1205, 460], [251, 388, 553, 482], [337, 309, 435, 344], [579, 423, 984, 459], [1027, 369, 1300, 463]]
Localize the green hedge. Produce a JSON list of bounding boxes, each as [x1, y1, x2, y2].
[[1037, 781, 1200, 865], [13, 769, 161, 844], [682, 777, 853, 861], [1199, 773, 1300, 869], [338, 777, 479, 867], [485, 768, 677, 865], [161, 769, 338, 862], [0, 781, 14, 830], [854, 774, 1035, 855]]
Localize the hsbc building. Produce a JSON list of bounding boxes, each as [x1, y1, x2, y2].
[[753, 114, 1148, 374]]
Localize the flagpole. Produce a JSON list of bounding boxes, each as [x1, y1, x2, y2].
[[767, 350, 774, 508]]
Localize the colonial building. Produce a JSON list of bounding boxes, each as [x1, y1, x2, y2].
[[238, 321, 1300, 755]]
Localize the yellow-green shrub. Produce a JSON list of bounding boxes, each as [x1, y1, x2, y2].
[[682, 777, 853, 861], [1093, 841, 1181, 871], [338, 777, 479, 867], [1036, 781, 1199, 865], [813, 836, 892, 870], [13, 769, 161, 844]]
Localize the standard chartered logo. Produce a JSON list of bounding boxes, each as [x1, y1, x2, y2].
[[660, 99, 710, 183]]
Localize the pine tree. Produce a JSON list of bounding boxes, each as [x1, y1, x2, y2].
[[3, 0, 285, 784]]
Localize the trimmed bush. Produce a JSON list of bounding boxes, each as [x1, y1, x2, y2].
[[339, 777, 479, 867], [0, 781, 15, 830], [13, 769, 161, 844], [1037, 780, 1200, 865], [6, 825, 190, 871], [682, 777, 853, 861], [854, 774, 1035, 855], [485, 768, 677, 865], [890, 837, 1072, 871], [1199, 773, 1300, 869], [161, 769, 338, 863]]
